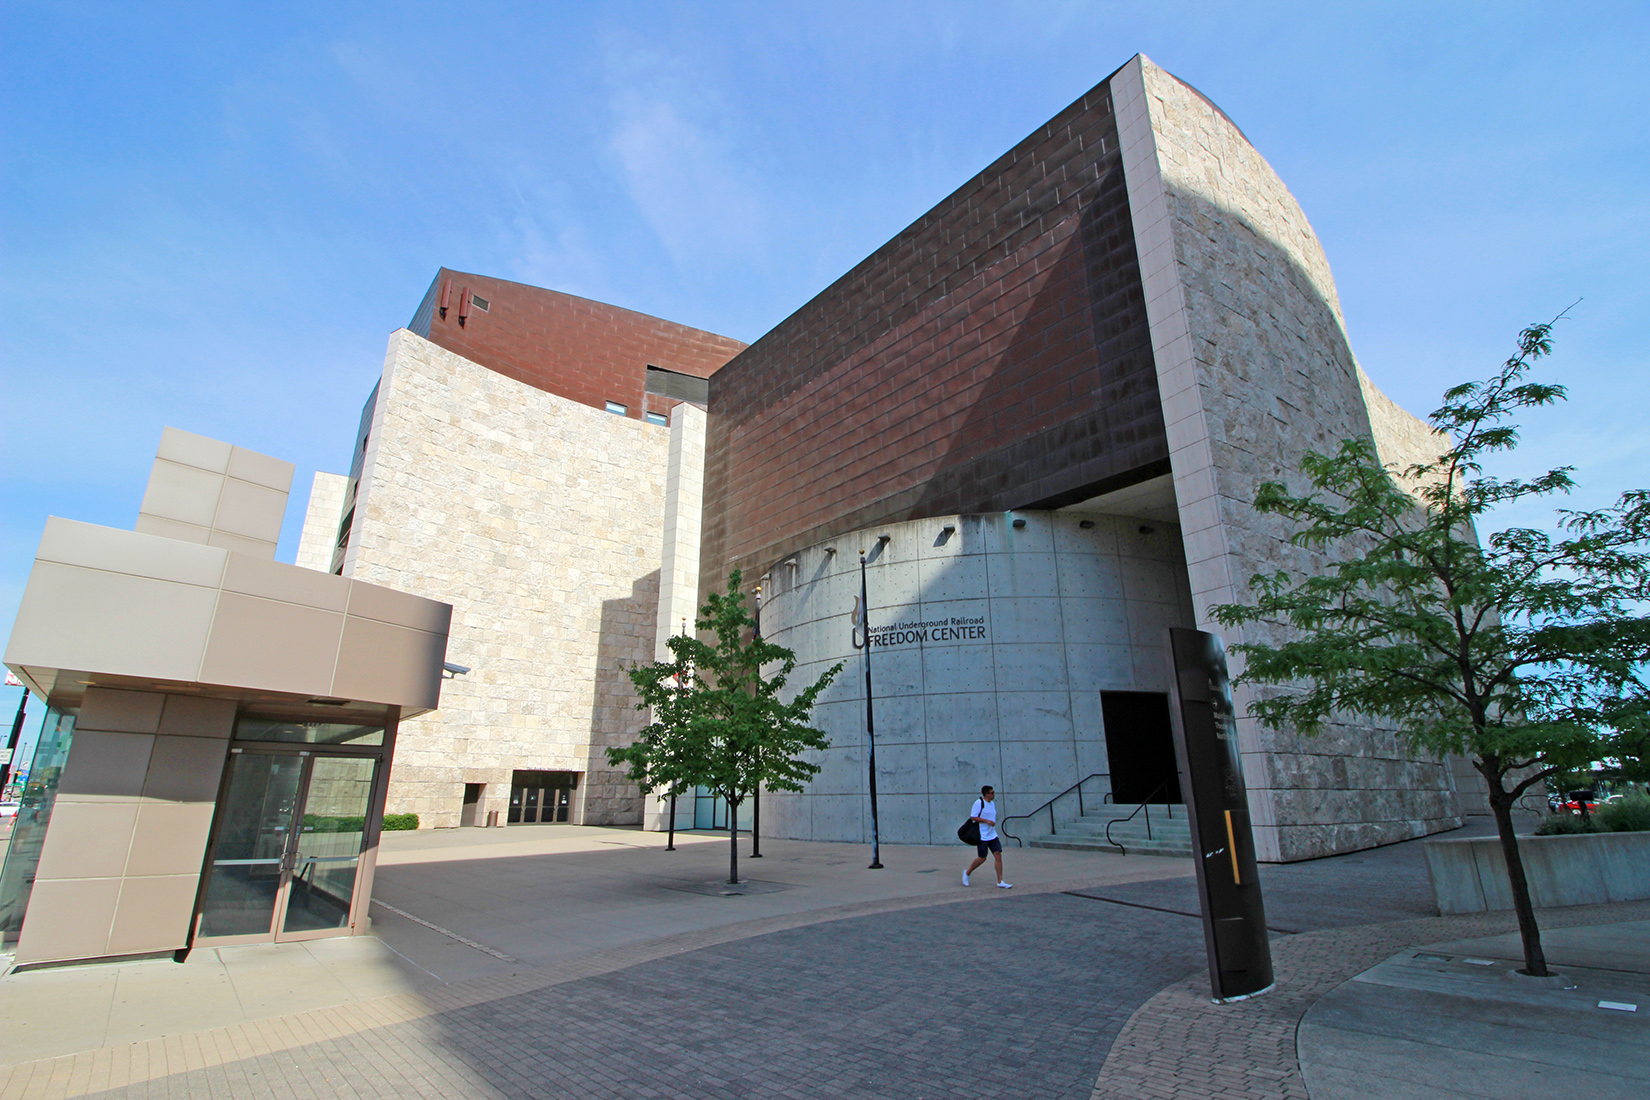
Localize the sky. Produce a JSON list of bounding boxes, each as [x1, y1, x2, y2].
[[3, 0, 1647, 758]]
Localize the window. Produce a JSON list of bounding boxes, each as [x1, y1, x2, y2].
[[645, 411, 668, 426], [470, 294, 489, 312], [605, 401, 627, 416]]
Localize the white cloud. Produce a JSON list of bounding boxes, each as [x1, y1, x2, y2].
[[602, 37, 769, 274]]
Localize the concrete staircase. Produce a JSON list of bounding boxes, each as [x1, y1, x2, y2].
[[1025, 802, 1192, 857]]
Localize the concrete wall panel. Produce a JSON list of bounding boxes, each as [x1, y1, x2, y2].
[[222, 553, 350, 612], [157, 695, 236, 739], [35, 802, 140, 879], [124, 803, 218, 876], [761, 511, 1193, 843], [156, 427, 232, 473], [139, 459, 224, 529], [37, 518, 229, 588], [142, 735, 229, 803], [80, 687, 168, 734], [107, 875, 199, 956], [14, 879, 121, 964], [57, 731, 155, 801], [226, 446, 296, 493], [4, 562, 217, 682], [212, 479, 288, 544], [330, 617, 446, 711], [198, 593, 345, 698]]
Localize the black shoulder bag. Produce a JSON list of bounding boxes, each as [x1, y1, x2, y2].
[[957, 800, 982, 846]]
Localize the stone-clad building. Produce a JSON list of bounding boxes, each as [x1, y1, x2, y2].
[[309, 274, 743, 830], [293, 54, 1465, 857]]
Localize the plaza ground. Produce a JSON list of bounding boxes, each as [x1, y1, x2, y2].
[[1, 820, 1645, 1098]]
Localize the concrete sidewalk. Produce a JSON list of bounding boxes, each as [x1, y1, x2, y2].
[[1298, 920, 1650, 1099], [0, 826, 1193, 1065]]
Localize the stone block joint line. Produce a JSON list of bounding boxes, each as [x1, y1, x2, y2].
[[370, 899, 518, 962]]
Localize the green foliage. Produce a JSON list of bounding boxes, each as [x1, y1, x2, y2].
[[1596, 793, 1650, 833], [608, 569, 843, 880], [1532, 794, 1650, 834], [1213, 319, 1650, 795], [1534, 813, 1596, 836], [1212, 317, 1650, 975], [304, 814, 366, 833], [302, 812, 418, 831]]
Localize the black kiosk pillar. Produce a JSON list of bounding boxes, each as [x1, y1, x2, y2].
[[1166, 628, 1274, 1002]]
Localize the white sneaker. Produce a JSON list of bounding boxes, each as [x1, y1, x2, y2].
[[962, 870, 970, 886], [997, 881, 1013, 889]]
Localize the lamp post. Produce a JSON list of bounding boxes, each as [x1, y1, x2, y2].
[[860, 548, 883, 869]]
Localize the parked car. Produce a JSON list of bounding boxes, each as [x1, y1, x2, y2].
[[0, 801, 18, 820], [1561, 791, 1600, 814]]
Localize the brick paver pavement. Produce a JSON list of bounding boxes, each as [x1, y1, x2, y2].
[[3, 823, 1641, 1100]]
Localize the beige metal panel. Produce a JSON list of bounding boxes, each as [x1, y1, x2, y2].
[[79, 687, 168, 733], [157, 694, 237, 739], [141, 735, 229, 802], [226, 446, 296, 493], [156, 426, 232, 474], [57, 730, 155, 801], [211, 478, 287, 544], [222, 553, 350, 613], [133, 515, 212, 545], [198, 592, 345, 698], [13, 878, 121, 964], [106, 875, 197, 956], [205, 531, 279, 559], [124, 803, 218, 876], [37, 517, 229, 588], [345, 580, 453, 635], [35, 802, 140, 879], [331, 617, 447, 711], [3, 562, 217, 682], [139, 459, 225, 528]]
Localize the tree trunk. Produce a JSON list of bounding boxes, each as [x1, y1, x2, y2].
[[1484, 769, 1549, 976], [727, 793, 741, 885]]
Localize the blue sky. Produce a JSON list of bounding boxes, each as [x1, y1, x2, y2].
[[3, 1, 1647, 748]]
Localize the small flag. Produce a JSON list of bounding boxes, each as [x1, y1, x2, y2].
[[851, 595, 866, 650]]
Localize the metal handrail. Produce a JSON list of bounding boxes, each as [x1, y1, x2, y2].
[[1105, 779, 1178, 853], [998, 773, 1111, 848]]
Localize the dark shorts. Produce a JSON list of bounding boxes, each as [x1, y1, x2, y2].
[[976, 837, 1002, 857]]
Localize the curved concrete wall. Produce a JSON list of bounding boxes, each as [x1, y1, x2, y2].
[[757, 510, 1195, 845]]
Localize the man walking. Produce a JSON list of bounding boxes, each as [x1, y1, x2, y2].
[[963, 785, 1011, 888]]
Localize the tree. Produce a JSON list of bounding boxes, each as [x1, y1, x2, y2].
[[609, 569, 843, 884], [1212, 319, 1650, 976]]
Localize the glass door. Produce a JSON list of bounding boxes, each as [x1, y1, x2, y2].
[[197, 752, 305, 940], [280, 755, 376, 939], [196, 751, 380, 944]]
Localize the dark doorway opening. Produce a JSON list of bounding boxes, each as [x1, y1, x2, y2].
[[1101, 691, 1182, 804], [460, 783, 484, 827], [508, 770, 578, 824]]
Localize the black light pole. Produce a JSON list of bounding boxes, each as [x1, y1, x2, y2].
[[1, 686, 28, 794], [860, 549, 883, 869], [666, 790, 678, 851], [751, 585, 763, 858]]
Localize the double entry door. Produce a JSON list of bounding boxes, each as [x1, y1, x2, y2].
[[197, 749, 380, 944]]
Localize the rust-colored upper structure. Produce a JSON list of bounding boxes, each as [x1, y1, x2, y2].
[[699, 74, 1165, 583], [409, 269, 747, 422]]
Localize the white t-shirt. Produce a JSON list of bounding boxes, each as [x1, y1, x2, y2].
[[972, 798, 998, 842]]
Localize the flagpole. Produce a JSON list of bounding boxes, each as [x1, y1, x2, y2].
[[860, 549, 883, 869]]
